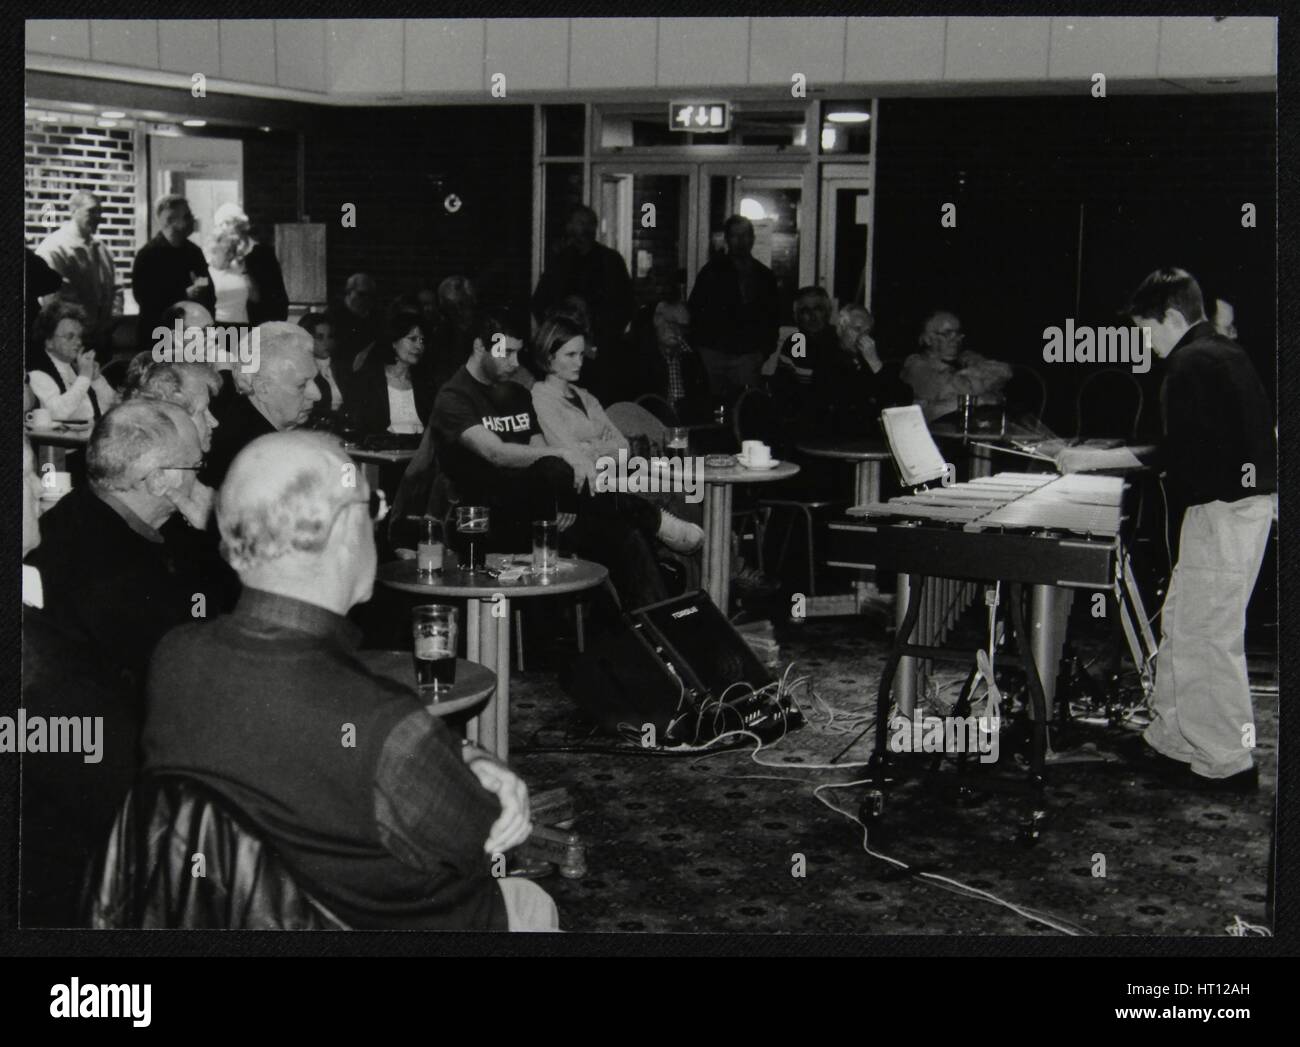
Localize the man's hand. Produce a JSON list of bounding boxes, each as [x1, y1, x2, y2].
[[855, 333, 883, 373], [185, 273, 210, 300], [556, 512, 577, 533], [464, 746, 532, 854], [75, 350, 100, 382], [558, 448, 597, 493], [163, 479, 214, 529], [1054, 445, 1144, 475]]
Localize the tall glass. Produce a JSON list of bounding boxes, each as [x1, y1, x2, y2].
[[412, 604, 458, 700], [666, 426, 689, 454], [417, 516, 444, 579], [532, 519, 559, 576], [453, 506, 490, 572]]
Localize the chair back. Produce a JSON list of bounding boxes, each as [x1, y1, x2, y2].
[[1075, 367, 1144, 440], [1005, 364, 1048, 422], [733, 387, 784, 453], [85, 774, 348, 930], [607, 401, 669, 453], [633, 393, 680, 428]]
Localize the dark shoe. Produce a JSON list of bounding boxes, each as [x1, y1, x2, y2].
[[1183, 765, 1258, 794], [1116, 735, 1190, 779]]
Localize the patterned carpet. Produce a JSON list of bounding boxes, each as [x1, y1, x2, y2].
[[505, 602, 1277, 936]]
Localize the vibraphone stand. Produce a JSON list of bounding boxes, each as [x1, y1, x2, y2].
[[848, 574, 1052, 846]]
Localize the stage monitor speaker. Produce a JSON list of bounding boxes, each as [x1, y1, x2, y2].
[[560, 590, 803, 745]]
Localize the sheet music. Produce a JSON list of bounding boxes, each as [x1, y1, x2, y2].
[[880, 405, 949, 487]]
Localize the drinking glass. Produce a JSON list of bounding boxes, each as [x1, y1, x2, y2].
[[417, 516, 444, 579], [532, 519, 559, 576], [454, 506, 490, 572], [411, 604, 458, 700]]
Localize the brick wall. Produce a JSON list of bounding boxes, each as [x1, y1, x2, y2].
[[25, 113, 143, 294], [303, 106, 534, 311]]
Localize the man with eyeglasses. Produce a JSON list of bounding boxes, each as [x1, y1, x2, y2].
[[26, 399, 211, 702], [900, 310, 1012, 423], [142, 431, 556, 930], [204, 321, 322, 488]]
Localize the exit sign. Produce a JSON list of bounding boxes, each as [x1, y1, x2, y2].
[[669, 101, 730, 133]]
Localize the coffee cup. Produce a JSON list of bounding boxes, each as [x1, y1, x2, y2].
[[26, 408, 52, 429], [741, 440, 771, 465]]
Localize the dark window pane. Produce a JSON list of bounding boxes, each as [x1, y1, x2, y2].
[[544, 105, 585, 156]]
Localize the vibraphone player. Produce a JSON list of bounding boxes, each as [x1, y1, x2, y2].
[[1056, 267, 1275, 791]]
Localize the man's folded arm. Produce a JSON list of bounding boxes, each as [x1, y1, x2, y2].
[[373, 709, 501, 877]]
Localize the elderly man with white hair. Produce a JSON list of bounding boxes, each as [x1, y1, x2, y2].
[[36, 189, 117, 346], [26, 399, 209, 696], [203, 320, 322, 487], [142, 431, 557, 931]]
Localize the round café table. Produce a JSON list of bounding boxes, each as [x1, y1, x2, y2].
[[701, 459, 800, 614], [378, 555, 609, 761], [795, 440, 895, 613], [344, 445, 417, 494], [27, 423, 91, 473], [357, 652, 496, 721], [794, 439, 893, 506]]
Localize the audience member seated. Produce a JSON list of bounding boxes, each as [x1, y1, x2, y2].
[[325, 272, 383, 375], [345, 308, 436, 437], [122, 358, 239, 611], [807, 305, 908, 440], [28, 300, 118, 423], [299, 311, 347, 422], [21, 436, 142, 926], [26, 400, 210, 700], [204, 322, 322, 488], [901, 310, 1012, 423], [141, 431, 557, 930], [770, 286, 839, 428], [626, 300, 712, 424], [430, 308, 675, 611], [428, 275, 479, 392], [529, 314, 704, 548]]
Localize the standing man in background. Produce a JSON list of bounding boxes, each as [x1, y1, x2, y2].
[[37, 191, 117, 350], [687, 215, 779, 405], [131, 195, 215, 351]]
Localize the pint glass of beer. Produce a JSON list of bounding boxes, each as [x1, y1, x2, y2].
[[412, 604, 458, 700]]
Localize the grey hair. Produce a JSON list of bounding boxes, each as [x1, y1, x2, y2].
[[836, 305, 874, 337], [69, 190, 100, 209], [124, 360, 220, 412], [216, 437, 352, 573], [86, 401, 184, 492]]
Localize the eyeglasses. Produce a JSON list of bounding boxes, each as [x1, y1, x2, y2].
[[158, 455, 207, 472], [325, 489, 390, 529]]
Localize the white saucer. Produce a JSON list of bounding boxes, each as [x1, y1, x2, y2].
[[736, 457, 781, 470]]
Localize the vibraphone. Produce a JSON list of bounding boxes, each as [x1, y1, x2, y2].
[[827, 471, 1156, 791]]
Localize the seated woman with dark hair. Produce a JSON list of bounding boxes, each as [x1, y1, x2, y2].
[[529, 313, 703, 554], [28, 300, 118, 424], [343, 307, 435, 436]]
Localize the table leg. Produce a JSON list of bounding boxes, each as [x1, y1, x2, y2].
[[496, 601, 512, 762], [465, 598, 482, 746], [361, 461, 381, 494], [471, 599, 507, 758], [702, 483, 734, 613]]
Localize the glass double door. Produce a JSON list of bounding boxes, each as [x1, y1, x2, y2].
[[592, 162, 810, 325]]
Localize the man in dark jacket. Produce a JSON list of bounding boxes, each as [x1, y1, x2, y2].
[[143, 431, 555, 930], [687, 214, 780, 404], [1056, 268, 1276, 791], [130, 195, 216, 351]]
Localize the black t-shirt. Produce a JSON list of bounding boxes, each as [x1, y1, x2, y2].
[[431, 366, 541, 499]]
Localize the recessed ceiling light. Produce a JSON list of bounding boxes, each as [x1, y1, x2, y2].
[[259, 126, 272, 132], [101, 110, 126, 119], [96, 119, 118, 128], [182, 118, 207, 127], [826, 110, 870, 124]]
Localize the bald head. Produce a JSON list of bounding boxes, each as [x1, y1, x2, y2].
[[218, 432, 376, 609], [162, 300, 215, 330]]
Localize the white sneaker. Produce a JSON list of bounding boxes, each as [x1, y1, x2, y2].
[[657, 510, 704, 554]]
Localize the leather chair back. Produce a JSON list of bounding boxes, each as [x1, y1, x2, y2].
[[85, 774, 348, 930]]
